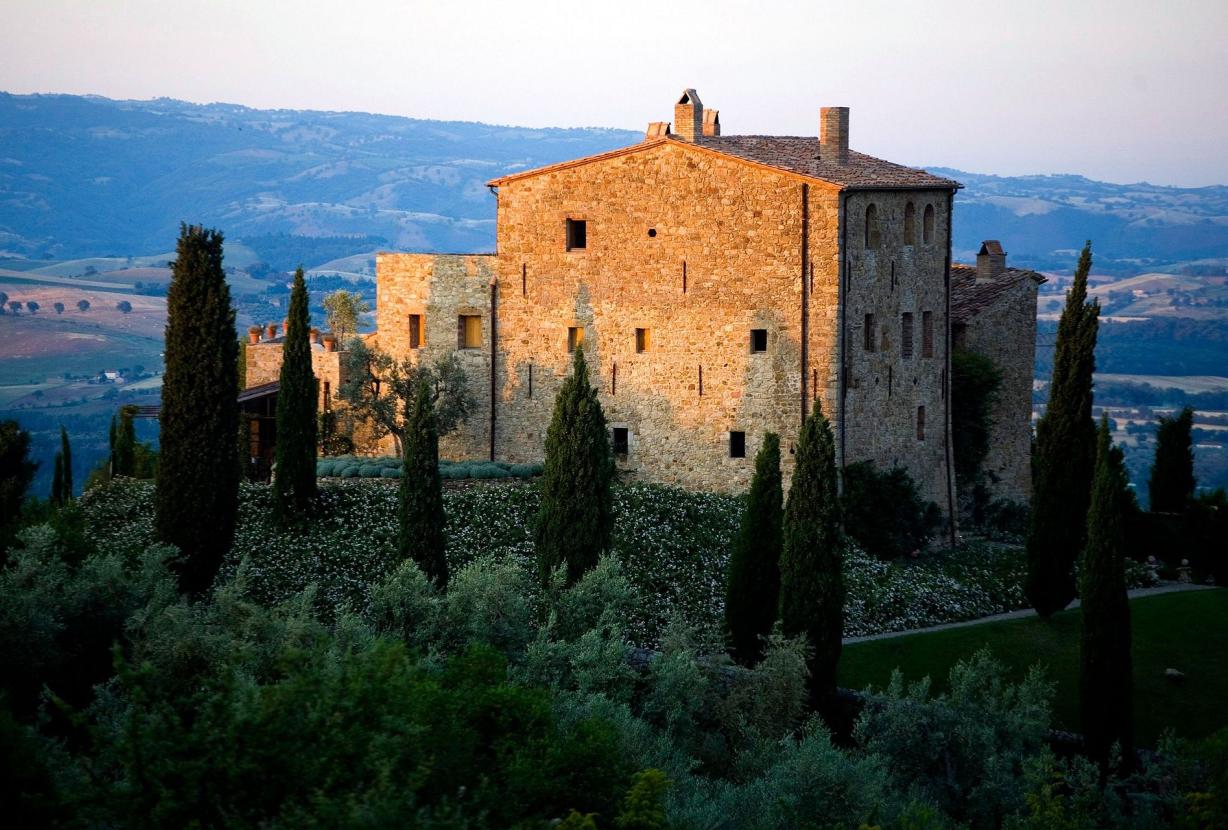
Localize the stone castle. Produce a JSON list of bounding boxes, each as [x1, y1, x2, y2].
[[246, 90, 1041, 517]]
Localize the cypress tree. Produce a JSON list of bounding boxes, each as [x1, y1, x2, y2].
[[273, 267, 318, 520], [51, 452, 63, 505], [1080, 416, 1134, 769], [1026, 241, 1100, 617], [59, 426, 72, 500], [780, 404, 845, 707], [114, 405, 136, 477], [1, 420, 38, 558], [535, 347, 614, 586], [725, 431, 783, 666], [1148, 406, 1195, 513], [155, 224, 239, 597], [399, 377, 448, 587]]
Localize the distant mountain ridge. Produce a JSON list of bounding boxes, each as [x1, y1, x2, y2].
[[2, 92, 1227, 275]]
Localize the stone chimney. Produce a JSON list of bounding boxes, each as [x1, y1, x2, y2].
[[976, 240, 1007, 282], [674, 89, 703, 142], [820, 107, 850, 164], [702, 109, 720, 137], [645, 121, 671, 140]]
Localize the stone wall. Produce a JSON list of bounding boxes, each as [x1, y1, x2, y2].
[[959, 277, 1039, 504], [841, 191, 954, 510], [244, 338, 347, 413]]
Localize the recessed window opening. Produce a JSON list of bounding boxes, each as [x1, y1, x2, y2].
[[921, 311, 934, 358], [647, 228, 657, 238], [750, 329, 768, 353], [408, 314, 423, 349], [916, 405, 926, 441], [566, 218, 587, 251], [698, 365, 704, 396], [923, 204, 935, 244], [528, 362, 533, 399], [863, 313, 876, 352], [864, 203, 881, 249], [459, 315, 482, 349], [612, 362, 617, 395], [635, 328, 651, 353], [567, 326, 584, 353], [521, 263, 527, 297], [903, 202, 916, 246], [682, 260, 688, 294], [729, 431, 746, 458], [612, 427, 629, 457], [901, 313, 914, 360]]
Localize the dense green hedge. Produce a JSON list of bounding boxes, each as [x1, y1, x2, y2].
[[316, 455, 544, 481]]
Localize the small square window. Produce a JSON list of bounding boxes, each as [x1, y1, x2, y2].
[[567, 326, 584, 353], [408, 314, 423, 349], [635, 328, 651, 353], [612, 427, 629, 457], [750, 329, 768, 353], [729, 431, 746, 458], [566, 219, 587, 251], [458, 315, 482, 349]]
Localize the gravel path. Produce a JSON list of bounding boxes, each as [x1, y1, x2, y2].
[[844, 582, 1219, 644]]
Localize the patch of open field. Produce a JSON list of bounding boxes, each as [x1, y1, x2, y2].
[[1096, 374, 1228, 393]]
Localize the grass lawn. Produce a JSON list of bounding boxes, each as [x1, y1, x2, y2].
[[839, 588, 1228, 746]]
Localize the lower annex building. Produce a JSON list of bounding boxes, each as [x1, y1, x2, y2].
[[245, 90, 1042, 522]]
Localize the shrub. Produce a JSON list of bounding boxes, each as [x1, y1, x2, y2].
[[842, 461, 942, 559]]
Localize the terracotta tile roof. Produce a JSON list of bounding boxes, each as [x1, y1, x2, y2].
[[951, 264, 1046, 324], [488, 136, 961, 190], [690, 136, 961, 190]]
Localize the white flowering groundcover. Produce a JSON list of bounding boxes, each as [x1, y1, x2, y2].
[[79, 479, 1154, 647]]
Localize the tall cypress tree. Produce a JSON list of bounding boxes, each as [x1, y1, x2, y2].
[[1148, 406, 1195, 513], [51, 452, 64, 505], [725, 431, 783, 666], [114, 405, 137, 477], [1080, 416, 1134, 769], [399, 377, 448, 587], [780, 404, 844, 707], [535, 347, 614, 586], [273, 267, 318, 520], [155, 224, 239, 597], [59, 426, 72, 501], [1026, 241, 1100, 617]]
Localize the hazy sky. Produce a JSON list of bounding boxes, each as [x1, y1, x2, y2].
[[3, 0, 1226, 186]]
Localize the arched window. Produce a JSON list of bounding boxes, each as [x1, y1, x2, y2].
[[922, 204, 935, 245], [864, 203, 880, 249], [903, 202, 916, 246]]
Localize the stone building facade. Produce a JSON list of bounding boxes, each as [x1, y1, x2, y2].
[[246, 90, 1041, 521], [951, 242, 1045, 504]]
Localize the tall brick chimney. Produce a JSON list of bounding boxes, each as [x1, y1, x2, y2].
[[702, 109, 720, 137], [820, 107, 849, 164], [976, 240, 1007, 282], [674, 89, 703, 142]]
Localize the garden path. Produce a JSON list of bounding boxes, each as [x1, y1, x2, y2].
[[844, 582, 1218, 644]]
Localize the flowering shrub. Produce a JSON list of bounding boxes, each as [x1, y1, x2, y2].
[[78, 479, 1158, 647]]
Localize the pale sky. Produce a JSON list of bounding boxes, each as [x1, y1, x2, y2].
[[2, 0, 1226, 186]]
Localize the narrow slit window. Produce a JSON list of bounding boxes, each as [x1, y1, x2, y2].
[[901, 312, 914, 359], [916, 405, 926, 441], [612, 427, 629, 457], [923, 204, 935, 244], [635, 328, 651, 353], [567, 326, 584, 353], [566, 218, 587, 251], [458, 314, 482, 349], [903, 202, 916, 246], [921, 311, 934, 358], [729, 431, 746, 458], [750, 329, 768, 353], [863, 313, 876, 352], [408, 314, 423, 349]]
